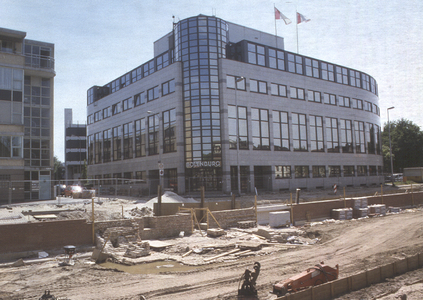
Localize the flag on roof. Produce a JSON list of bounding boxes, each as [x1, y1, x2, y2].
[[275, 7, 292, 25], [297, 12, 311, 24]]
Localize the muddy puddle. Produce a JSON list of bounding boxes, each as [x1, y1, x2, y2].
[[100, 260, 201, 274]]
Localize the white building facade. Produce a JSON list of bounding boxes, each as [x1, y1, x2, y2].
[[86, 15, 382, 195]]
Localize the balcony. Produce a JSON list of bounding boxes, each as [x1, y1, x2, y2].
[[24, 53, 55, 71]]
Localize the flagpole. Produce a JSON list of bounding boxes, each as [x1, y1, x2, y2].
[[296, 10, 299, 53], [274, 4, 279, 49]]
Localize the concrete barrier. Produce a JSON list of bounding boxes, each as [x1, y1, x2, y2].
[[276, 252, 423, 300]]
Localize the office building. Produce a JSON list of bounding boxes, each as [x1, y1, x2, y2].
[[0, 27, 55, 202], [64, 108, 87, 183], [86, 15, 382, 195]]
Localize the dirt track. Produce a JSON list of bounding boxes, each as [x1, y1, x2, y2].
[[0, 207, 422, 300]]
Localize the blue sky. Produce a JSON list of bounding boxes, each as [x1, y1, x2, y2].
[[2, 0, 422, 161]]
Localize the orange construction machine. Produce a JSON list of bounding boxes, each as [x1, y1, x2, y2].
[[272, 262, 339, 296]]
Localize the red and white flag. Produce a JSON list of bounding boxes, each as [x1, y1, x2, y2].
[[275, 7, 292, 25], [297, 12, 311, 24]]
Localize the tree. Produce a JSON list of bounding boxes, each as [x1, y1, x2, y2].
[[53, 156, 65, 181], [381, 119, 423, 173]]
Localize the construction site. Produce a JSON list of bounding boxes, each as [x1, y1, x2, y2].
[[0, 184, 422, 300]]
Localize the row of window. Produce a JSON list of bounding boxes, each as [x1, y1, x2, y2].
[[88, 79, 175, 125], [88, 109, 176, 165], [87, 51, 172, 104], [226, 75, 380, 116], [244, 41, 377, 95], [275, 165, 382, 179], [229, 106, 381, 154]]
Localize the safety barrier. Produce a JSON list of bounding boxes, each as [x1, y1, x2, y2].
[[276, 253, 423, 300]]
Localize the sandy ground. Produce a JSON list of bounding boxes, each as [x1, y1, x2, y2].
[[0, 185, 422, 299]]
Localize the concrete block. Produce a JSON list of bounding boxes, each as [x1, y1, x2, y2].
[[255, 228, 272, 239], [269, 211, 290, 228], [207, 228, 225, 237]]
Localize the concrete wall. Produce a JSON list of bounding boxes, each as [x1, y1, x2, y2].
[[0, 219, 92, 254], [289, 191, 423, 225], [153, 200, 242, 216]]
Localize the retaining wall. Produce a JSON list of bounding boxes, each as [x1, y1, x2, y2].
[[0, 219, 92, 254], [276, 253, 423, 300]]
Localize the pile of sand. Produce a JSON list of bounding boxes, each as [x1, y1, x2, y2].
[[144, 191, 198, 209]]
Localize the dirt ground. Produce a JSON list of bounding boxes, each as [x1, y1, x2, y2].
[[0, 186, 422, 300]]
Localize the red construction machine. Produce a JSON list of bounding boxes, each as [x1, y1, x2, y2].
[[272, 262, 339, 296]]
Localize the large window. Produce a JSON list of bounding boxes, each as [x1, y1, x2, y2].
[[354, 121, 366, 153], [273, 110, 289, 151], [324, 93, 336, 105], [227, 75, 246, 90], [112, 126, 121, 161], [103, 129, 111, 163], [344, 166, 355, 177], [135, 118, 146, 157], [271, 83, 287, 97], [357, 165, 367, 176], [0, 136, 22, 158], [287, 53, 303, 74], [228, 105, 249, 150], [163, 109, 176, 153], [251, 108, 269, 150], [326, 117, 339, 152], [308, 90, 321, 103], [162, 79, 175, 96], [250, 79, 267, 94], [310, 115, 324, 152], [295, 166, 309, 178], [375, 124, 381, 155], [148, 113, 159, 155], [292, 113, 307, 151], [290, 87, 305, 100], [247, 43, 265, 66], [134, 91, 145, 107], [112, 102, 121, 115], [275, 166, 291, 179], [351, 98, 363, 110], [268, 48, 285, 70], [339, 96, 350, 108], [305, 58, 319, 78], [122, 98, 133, 111], [340, 119, 353, 153], [366, 123, 376, 154], [103, 106, 112, 119], [123, 122, 133, 159], [94, 132, 102, 164], [328, 165, 341, 177], [147, 86, 159, 102], [321, 62, 335, 81], [336, 66, 349, 84], [312, 166, 326, 178]]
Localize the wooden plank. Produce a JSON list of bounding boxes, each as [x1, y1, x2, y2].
[[204, 248, 240, 262]]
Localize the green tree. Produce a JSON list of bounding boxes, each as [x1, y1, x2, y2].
[[53, 156, 65, 181], [382, 119, 423, 173]]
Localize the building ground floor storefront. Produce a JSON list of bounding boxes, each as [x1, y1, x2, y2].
[[88, 162, 384, 196]]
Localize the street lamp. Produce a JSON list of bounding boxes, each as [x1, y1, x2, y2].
[[387, 106, 395, 186], [235, 76, 244, 195]]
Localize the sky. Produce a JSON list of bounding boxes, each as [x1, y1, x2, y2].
[[1, 0, 422, 162]]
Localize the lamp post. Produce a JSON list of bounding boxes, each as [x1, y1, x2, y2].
[[387, 106, 395, 186], [235, 76, 244, 195]]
